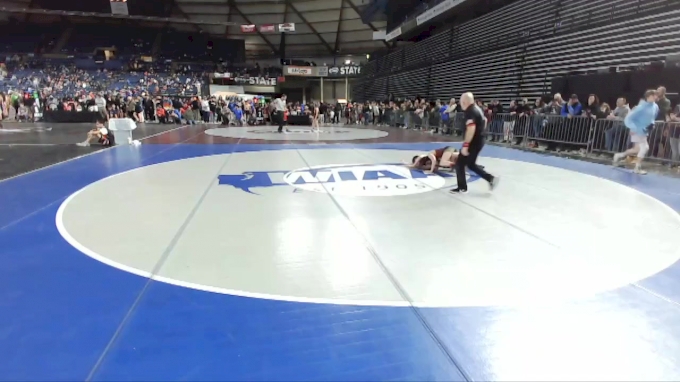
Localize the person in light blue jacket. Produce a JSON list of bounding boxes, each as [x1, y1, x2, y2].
[[613, 89, 659, 174]]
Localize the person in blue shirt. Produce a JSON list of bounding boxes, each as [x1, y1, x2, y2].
[[439, 103, 449, 133], [613, 89, 659, 174], [234, 105, 244, 126], [561, 94, 583, 117]]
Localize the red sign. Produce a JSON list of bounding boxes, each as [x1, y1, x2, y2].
[[259, 24, 275, 33], [240, 24, 256, 33]]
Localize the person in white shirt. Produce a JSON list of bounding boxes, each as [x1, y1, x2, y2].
[[95, 94, 107, 112], [272, 94, 287, 133], [201, 98, 210, 123]]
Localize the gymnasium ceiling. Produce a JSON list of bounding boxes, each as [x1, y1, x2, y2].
[[172, 0, 391, 58], [0, 0, 390, 59]]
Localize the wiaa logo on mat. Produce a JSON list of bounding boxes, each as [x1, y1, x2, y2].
[[218, 164, 479, 196], [247, 129, 350, 134]]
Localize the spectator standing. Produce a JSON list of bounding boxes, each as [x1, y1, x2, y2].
[[445, 98, 459, 135], [317, 102, 325, 125], [604, 97, 630, 152], [95, 93, 107, 114], [513, 98, 531, 145], [584, 94, 601, 119], [649, 86, 672, 157], [11, 92, 19, 120], [656, 87, 671, 121], [488, 99, 503, 140], [209, 97, 217, 123], [134, 97, 144, 122], [503, 100, 518, 142], [126, 97, 136, 120], [143, 96, 154, 122], [190, 96, 201, 124], [23, 92, 35, 122], [600, 102, 611, 116], [668, 105, 680, 169], [438, 101, 449, 134], [529, 97, 546, 148], [201, 97, 210, 123]]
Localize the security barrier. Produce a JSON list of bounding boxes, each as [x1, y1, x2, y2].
[[376, 108, 467, 134], [370, 110, 680, 167], [484, 113, 680, 167]]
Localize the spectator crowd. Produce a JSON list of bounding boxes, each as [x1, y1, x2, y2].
[[0, 41, 676, 170], [351, 88, 680, 169]]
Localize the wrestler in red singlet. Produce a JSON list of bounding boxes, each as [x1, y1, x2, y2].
[[433, 146, 449, 161]]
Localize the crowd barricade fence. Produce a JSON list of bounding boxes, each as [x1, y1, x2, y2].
[[373, 110, 679, 167], [485, 113, 680, 166], [368, 108, 451, 132]]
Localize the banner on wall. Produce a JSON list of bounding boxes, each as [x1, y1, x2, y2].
[[283, 66, 328, 77], [212, 74, 277, 86], [327, 65, 361, 77], [234, 76, 277, 86], [385, 27, 401, 41], [416, 0, 466, 25], [240, 24, 256, 33], [279, 23, 296, 32], [259, 24, 276, 33], [285, 66, 311, 76]]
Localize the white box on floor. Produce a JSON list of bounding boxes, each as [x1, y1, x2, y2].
[[108, 118, 137, 145]]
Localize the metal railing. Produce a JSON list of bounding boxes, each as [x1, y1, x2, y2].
[[366, 110, 680, 167], [373, 108, 467, 134], [485, 113, 680, 166]]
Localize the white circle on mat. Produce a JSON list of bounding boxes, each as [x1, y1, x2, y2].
[[56, 149, 680, 307], [204, 126, 389, 141]]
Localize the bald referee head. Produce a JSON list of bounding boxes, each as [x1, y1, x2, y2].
[[460, 92, 474, 110]]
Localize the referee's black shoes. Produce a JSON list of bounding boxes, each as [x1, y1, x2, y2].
[[489, 176, 500, 191], [450, 176, 499, 194]]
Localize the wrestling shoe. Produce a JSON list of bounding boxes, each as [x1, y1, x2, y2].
[[612, 153, 624, 166], [633, 166, 647, 175], [450, 187, 468, 194]]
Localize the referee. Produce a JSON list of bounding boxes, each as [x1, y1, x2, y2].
[[272, 94, 287, 133], [451, 92, 499, 194]]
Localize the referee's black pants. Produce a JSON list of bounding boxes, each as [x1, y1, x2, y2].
[[456, 141, 493, 190], [276, 111, 285, 132]]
